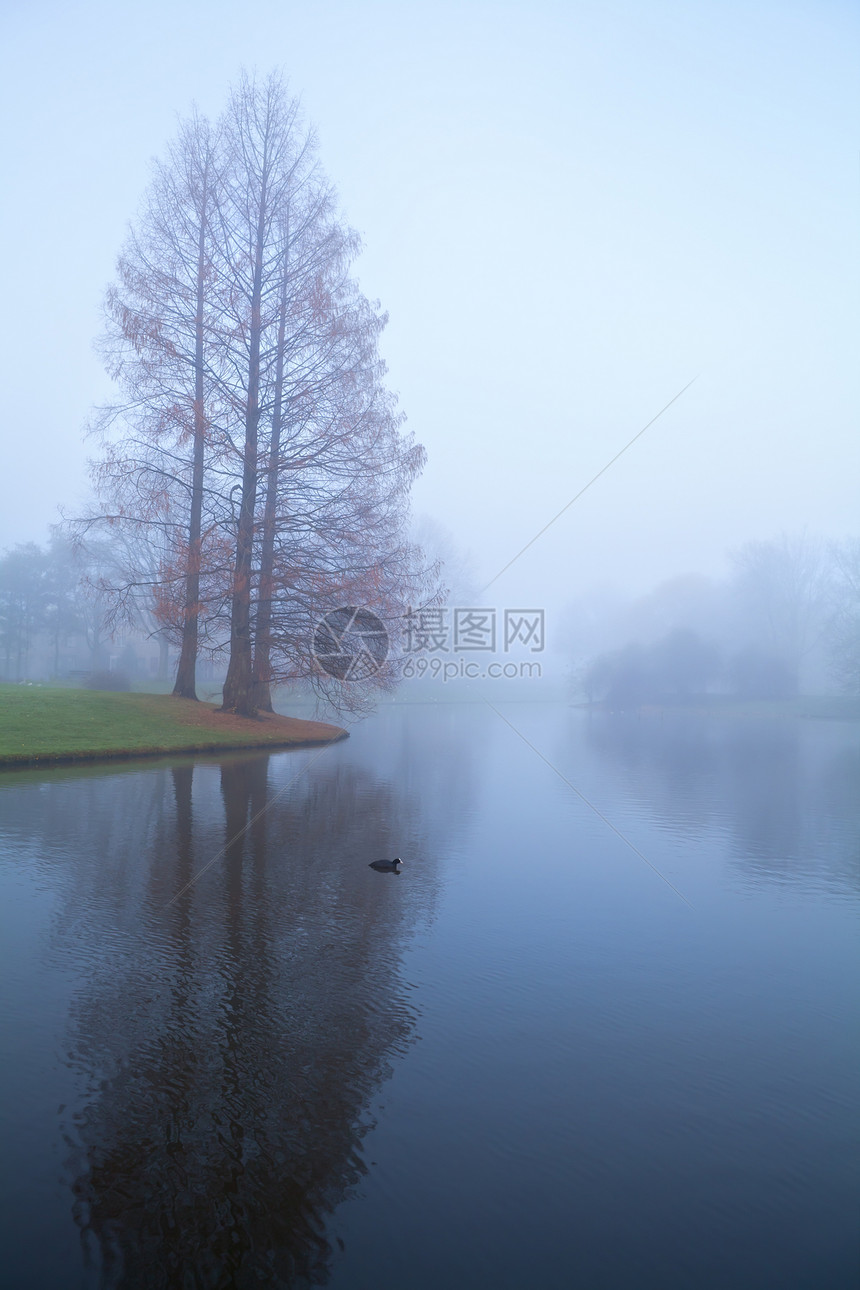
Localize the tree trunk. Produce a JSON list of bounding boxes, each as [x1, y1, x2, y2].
[[252, 224, 289, 714], [221, 166, 268, 718], [173, 162, 210, 701]]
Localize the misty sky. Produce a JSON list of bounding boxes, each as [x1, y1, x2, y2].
[[1, 0, 856, 616]]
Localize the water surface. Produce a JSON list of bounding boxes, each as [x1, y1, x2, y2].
[[1, 703, 858, 1288]]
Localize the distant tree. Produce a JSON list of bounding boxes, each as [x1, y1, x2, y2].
[[731, 533, 831, 690], [410, 516, 472, 604], [73, 519, 194, 682], [584, 642, 651, 708], [72, 538, 123, 672], [650, 628, 721, 699], [625, 574, 728, 646], [43, 534, 86, 676], [0, 544, 50, 680], [726, 646, 797, 699], [584, 629, 721, 708], [829, 539, 860, 694]]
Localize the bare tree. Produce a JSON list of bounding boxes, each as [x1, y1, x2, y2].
[[85, 71, 429, 718], [216, 75, 313, 715], [829, 538, 860, 694], [91, 111, 226, 699], [212, 72, 429, 716], [731, 532, 832, 690], [250, 211, 430, 708]]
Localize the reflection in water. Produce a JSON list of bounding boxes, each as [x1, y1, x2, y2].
[[2, 707, 856, 1290], [582, 712, 860, 893], [19, 748, 449, 1287]]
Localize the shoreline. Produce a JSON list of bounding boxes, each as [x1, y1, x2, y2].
[[570, 695, 860, 721], [0, 688, 348, 769], [0, 731, 349, 771]]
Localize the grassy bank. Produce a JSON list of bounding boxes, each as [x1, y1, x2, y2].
[[0, 686, 347, 766]]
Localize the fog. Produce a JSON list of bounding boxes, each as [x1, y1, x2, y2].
[[2, 12, 858, 1280], [562, 532, 852, 701], [1, 0, 856, 632]]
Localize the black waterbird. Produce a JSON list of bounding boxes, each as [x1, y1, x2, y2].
[[369, 857, 403, 874]]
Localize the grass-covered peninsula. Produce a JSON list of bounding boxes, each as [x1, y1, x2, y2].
[[0, 686, 346, 767]]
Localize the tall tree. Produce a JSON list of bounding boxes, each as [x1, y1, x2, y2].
[[217, 76, 305, 715], [251, 210, 292, 711], [86, 71, 429, 717], [215, 73, 428, 715], [92, 111, 224, 700], [248, 175, 427, 710]]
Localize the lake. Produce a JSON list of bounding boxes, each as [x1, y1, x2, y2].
[[1, 702, 858, 1288]]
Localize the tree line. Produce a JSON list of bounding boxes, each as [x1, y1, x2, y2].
[[81, 72, 430, 716], [575, 533, 860, 706], [0, 535, 176, 685]]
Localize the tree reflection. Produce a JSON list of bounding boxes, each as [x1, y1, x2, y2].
[[582, 712, 860, 892], [55, 749, 442, 1287]]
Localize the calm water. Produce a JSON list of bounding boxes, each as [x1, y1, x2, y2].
[[0, 703, 858, 1289]]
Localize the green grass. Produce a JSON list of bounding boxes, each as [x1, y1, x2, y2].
[[0, 685, 346, 766]]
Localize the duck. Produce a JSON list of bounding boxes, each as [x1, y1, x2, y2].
[[368, 857, 403, 874]]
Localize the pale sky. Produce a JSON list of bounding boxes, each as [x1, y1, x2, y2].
[[1, 0, 857, 614]]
